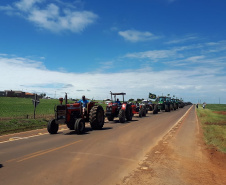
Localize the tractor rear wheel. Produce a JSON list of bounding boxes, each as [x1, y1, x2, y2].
[[153, 105, 158, 114], [74, 118, 85, 134], [119, 109, 126, 123], [47, 119, 59, 134], [139, 108, 143, 117], [125, 104, 133, 121], [89, 105, 105, 129], [165, 104, 169, 112], [142, 106, 147, 117], [174, 103, 177, 110]]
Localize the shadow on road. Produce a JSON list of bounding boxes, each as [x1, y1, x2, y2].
[[64, 127, 113, 135], [0, 164, 3, 168], [109, 119, 139, 124]]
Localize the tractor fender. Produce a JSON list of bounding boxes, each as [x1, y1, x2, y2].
[[121, 104, 127, 110]]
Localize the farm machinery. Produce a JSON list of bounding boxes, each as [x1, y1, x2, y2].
[[105, 92, 133, 123], [155, 96, 173, 113], [171, 98, 179, 110], [47, 93, 105, 134], [140, 99, 155, 112], [178, 99, 185, 108], [130, 102, 147, 117]]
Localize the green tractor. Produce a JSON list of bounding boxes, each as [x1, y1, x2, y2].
[[166, 97, 174, 111], [154, 96, 172, 113], [178, 99, 185, 108], [171, 98, 179, 110]]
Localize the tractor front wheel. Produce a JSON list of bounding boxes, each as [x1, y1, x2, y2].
[[74, 118, 85, 134], [47, 119, 59, 134]]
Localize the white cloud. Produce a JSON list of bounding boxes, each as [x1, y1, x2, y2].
[[0, 5, 14, 11], [15, 0, 43, 12], [185, 56, 205, 62], [165, 36, 197, 44], [98, 61, 114, 70], [0, 0, 98, 33], [205, 40, 226, 53], [1, 54, 226, 103], [124, 49, 180, 61], [118, 30, 160, 42]]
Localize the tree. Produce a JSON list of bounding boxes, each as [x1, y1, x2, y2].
[[40, 93, 46, 98]]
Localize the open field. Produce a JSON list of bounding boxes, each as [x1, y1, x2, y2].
[[0, 97, 67, 118], [196, 104, 226, 153], [205, 104, 226, 111], [0, 97, 107, 118], [0, 97, 106, 135]]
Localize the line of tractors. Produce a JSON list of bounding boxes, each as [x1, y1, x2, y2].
[[47, 92, 187, 135]]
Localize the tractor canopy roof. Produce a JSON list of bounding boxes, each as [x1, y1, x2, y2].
[[110, 92, 126, 102], [110, 92, 126, 96]]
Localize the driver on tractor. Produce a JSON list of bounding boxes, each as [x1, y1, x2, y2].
[[78, 95, 89, 115], [115, 98, 121, 105]]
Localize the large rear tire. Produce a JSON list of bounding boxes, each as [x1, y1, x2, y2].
[[89, 105, 105, 129], [139, 108, 143, 117], [142, 106, 147, 117], [74, 118, 85, 134], [47, 119, 59, 134], [119, 109, 126, 123], [125, 104, 133, 121], [165, 104, 169, 112], [174, 103, 177, 110], [153, 105, 158, 114]]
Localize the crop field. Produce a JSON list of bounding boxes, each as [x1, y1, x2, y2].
[[0, 97, 62, 118], [196, 104, 226, 153], [205, 104, 226, 111]]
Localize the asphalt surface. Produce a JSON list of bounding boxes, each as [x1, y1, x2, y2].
[[0, 105, 191, 185]]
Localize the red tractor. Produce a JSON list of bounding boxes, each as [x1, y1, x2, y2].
[[105, 92, 133, 123], [131, 102, 146, 117], [47, 93, 105, 134]]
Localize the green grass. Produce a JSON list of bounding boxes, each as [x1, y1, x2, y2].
[[196, 104, 226, 153], [0, 97, 76, 118], [205, 104, 226, 111], [0, 97, 107, 135], [0, 118, 49, 135]]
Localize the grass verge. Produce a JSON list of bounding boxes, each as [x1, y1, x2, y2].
[[0, 119, 48, 136], [196, 104, 226, 153]]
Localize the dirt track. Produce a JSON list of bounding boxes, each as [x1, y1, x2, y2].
[[118, 106, 226, 185]]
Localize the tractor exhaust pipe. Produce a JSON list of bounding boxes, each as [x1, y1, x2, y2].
[[65, 93, 68, 105]]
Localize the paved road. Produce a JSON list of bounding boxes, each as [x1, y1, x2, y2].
[[0, 105, 191, 185]]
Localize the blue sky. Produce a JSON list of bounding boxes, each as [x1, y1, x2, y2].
[[0, 0, 226, 103]]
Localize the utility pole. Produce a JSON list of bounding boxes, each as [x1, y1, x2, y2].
[[32, 94, 40, 119]]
